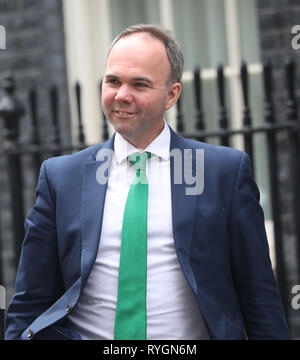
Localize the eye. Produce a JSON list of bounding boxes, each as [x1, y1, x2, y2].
[[134, 82, 148, 88], [106, 78, 120, 86]]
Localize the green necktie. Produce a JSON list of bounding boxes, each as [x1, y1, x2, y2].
[[114, 152, 152, 340]]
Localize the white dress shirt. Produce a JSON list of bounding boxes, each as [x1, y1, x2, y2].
[[68, 121, 210, 340]]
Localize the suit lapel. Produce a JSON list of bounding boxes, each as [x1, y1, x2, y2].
[[80, 136, 115, 289], [169, 127, 199, 294]]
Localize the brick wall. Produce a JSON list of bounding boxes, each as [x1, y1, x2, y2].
[[0, 0, 71, 144], [0, 0, 70, 307], [257, 0, 300, 118]]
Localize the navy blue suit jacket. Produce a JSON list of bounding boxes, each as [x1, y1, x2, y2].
[[5, 128, 290, 340]]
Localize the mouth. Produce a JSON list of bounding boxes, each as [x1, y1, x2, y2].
[[114, 110, 137, 118]]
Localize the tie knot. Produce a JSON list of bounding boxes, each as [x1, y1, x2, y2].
[[128, 152, 152, 173]]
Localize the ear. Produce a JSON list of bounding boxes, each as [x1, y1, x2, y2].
[[164, 82, 182, 111]]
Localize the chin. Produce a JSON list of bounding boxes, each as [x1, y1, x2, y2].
[[113, 122, 134, 138]]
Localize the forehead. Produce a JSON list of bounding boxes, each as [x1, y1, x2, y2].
[[105, 33, 170, 80]]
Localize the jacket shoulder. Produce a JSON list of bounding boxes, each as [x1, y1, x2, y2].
[[45, 137, 113, 170], [38, 138, 114, 187]]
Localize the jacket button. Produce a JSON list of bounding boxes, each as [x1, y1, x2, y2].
[[27, 329, 33, 338], [66, 304, 71, 312]]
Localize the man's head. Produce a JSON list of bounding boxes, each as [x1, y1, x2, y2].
[[102, 24, 184, 149], [107, 24, 184, 86]]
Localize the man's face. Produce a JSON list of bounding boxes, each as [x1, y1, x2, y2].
[[101, 32, 181, 148]]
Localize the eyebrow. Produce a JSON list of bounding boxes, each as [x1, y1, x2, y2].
[[105, 74, 154, 86], [132, 77, 153, 86]]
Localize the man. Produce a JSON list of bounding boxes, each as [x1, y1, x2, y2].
[[5, 24, 290, 340]]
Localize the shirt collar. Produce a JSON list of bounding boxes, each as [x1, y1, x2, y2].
[[114, 120, 170, 165]]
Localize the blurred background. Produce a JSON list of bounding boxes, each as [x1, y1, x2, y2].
[[0, 0, 299, 339]]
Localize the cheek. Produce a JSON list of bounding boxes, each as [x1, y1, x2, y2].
[[142, 95, 166, 114], [135, 94, 158, 112], [101, 88, 115, 110]]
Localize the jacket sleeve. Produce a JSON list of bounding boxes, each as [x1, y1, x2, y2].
[[5, 160, 64, 340], [228, 152, 290, 339]]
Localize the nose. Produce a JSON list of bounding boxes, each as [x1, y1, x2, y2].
[[114, 84, 133, 104]]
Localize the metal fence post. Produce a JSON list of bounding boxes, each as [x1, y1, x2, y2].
[[193, 67, 205, 136], [28, 87, 43, 184], [49, 85, 61, 157], [0, 74, 26, 267], [75, 82, 86, 148], [240, 62, 254, 170], [217, 64, 230, 147]]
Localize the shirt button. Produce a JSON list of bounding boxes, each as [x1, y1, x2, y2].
[[66, 304, 71, 313], [27, 329, 33, 338]]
